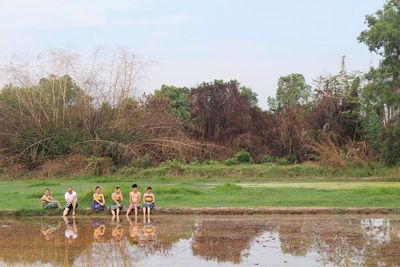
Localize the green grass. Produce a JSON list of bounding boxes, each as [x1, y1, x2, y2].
[[131, 161, 396, 181], [1, 179, 400, 211], [0, 162, 399, 212]]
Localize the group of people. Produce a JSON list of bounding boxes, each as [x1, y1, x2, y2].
[[40, 184, 156, 221]]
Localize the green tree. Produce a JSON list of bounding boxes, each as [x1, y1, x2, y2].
[[239, 86, 258, 107], [358, 0, 400, 165], [153, 85, 190, 123], [268, 73, 311, 111]]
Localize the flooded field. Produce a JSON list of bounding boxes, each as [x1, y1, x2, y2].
[[0, 215, 399, 266]]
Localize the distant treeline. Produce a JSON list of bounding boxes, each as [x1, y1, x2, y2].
[[0, 0, 399, 170]]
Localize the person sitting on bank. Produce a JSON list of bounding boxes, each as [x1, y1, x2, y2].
[[41, 188, 61, 209], [91, 186, 106, 212], [126, 184, 141, 218], [111, 186, 123, 219], [63, 186, 78, 217], [143, 186, 155, 223]]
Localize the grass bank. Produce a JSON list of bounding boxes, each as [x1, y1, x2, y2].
[[0, 162, 399, 214], [125, 161, 398, 181]]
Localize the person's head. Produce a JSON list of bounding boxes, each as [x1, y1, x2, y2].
[[131, 184, 138, 192], [146, 186, 152, 193], [95, 186, 101, 193], [67, 186, 73, 194], [115, 186, 121, 193], [44, 188, 51, 196]]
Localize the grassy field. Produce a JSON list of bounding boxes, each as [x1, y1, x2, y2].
[[0, 162, 400, 212]]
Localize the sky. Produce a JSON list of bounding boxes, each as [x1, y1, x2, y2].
[[0, 0, 385, 109]]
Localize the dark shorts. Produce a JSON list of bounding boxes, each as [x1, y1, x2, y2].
[[65, 202, 78, 210], [143, 203, 155, 210]]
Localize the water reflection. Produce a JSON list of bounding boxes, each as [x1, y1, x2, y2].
[[40, 221, 61, 241], [92, 219, 106, 242], [64, 217, 78, 241], [0, 215, 399, 266]]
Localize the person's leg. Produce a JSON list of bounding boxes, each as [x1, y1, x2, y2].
[[63, 207, 69, 217], [134, 207, 138, 223], [147, 207, 151, 223], [116, 207, 120, 217], [111, 209, 115, 217], [126, 206, 132, 217], [72, 200, 77, 216], [143, 207, 146, 221]]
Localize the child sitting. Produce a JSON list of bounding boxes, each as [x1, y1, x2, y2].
[[143, 186, 155, 223], [126, 184, 141, 218], [41, 189, 60, 209], [111, 186, 123, 220], [91, 186, 106, 212]]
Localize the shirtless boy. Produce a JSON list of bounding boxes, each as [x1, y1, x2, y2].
[[126, 184, 141, 218]]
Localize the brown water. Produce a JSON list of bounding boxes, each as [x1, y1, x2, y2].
[[0, 215, 399, 267]]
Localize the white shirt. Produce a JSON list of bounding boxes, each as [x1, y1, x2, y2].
[[65, 191, 77, 203], [65, 229, 77, 239]]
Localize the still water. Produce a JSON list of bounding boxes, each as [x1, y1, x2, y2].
[[0, 215, 399, 267]]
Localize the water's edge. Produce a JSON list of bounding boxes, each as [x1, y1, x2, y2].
[[1, 207, 400, 217]]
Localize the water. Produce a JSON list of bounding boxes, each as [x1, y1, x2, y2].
[[0, 215, 399, 266]]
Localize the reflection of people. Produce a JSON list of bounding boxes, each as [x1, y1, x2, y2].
[[63, 186, 78, 217], [41, 189, 61, 209], [112, 224, 124, 242], [126, 184, 141, 219], [92, 186, 106, 212], [40, 222, 61, 240], [111, 186, 123, 220], [64, 217, 78, 241], [143, 223, 156, 242], [127, 216, 141, 244], [143, 186, 155, 223], [92, 220, 106, 242]]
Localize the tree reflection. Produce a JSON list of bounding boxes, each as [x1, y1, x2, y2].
[[191, 219, 265, 264]]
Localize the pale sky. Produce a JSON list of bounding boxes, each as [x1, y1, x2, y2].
[[0, 0, 385, 108]]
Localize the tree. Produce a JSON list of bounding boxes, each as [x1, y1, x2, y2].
[[188, 80, 253, 142], [358, 0, 400, 125], [153, 85, 190, 123], [311, 73, 363, 141], [358, 0, 400, 165], [267, 73, 311, 111], [239, 86, 258, 107]]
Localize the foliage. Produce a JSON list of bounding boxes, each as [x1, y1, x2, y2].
[[86, 156, 114, 176], [239, 86, 258, 107], [188, 80, 253, 142], [268, 73, 311, 111], [358, 0, 400, 165], [153, 85, 190, 123], [234, 150, 253, 163], [383, 122, 400, 166]]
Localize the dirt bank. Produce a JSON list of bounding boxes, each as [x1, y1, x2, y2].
[[1, 207, 399, 217]]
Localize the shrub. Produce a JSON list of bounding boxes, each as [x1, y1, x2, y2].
[[383, 122, 400, 166], [164, 159, 185, 176], [87, 156, 113, 176], [261, 154, 275, 163], [234, 150, 253, 163], [223, 158, 238, 166], [133, 154, 152, 169], [189, 158, 200, 165], [276, 157, 289, 165]]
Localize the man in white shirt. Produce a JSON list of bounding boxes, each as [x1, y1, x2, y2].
[[63, 186, 78, 217]]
